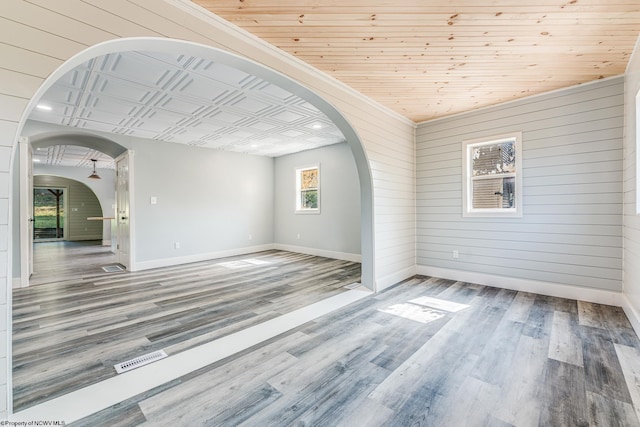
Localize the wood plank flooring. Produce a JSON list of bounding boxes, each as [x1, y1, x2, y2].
[[13, 248, 361, 411], [29, 240, 118, 286], [70, 276, 640, 427]]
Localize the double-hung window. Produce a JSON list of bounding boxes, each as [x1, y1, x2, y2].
[[462, 132, 522, 217], [296, 165, 320, 213]]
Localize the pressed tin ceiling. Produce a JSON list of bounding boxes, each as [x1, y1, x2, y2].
[[30, 50, 346, 165], [193, 0, 640, 122]]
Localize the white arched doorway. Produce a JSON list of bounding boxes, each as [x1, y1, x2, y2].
[[18, 132, 130, 287], [7, 37, 376, 415], [12, 37, 375, 291]]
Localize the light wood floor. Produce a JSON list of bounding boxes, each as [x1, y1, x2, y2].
[[16, 242, 640, 427], [13, 245, 361, 411], [69, 275, 640, 426], [29, 240, 118, 286]]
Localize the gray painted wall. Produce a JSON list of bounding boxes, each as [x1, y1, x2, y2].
[[274, 142, 361, 256], [33, 175, 103, 241], [17, 123, 364, 271], [128, 136, 274, 263], [416, 77, 624, 291], [18, 121, 275, 267]]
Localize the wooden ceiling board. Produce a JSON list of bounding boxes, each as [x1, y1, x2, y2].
[[193, 0, 640, 122]]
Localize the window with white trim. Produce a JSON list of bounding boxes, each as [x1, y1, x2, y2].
[[296, 165, 320, 213], [462, 132, 523, 217]]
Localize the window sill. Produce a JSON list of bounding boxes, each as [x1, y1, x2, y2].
[[463, 209, 522, 218], [295, 209, 321, 215]]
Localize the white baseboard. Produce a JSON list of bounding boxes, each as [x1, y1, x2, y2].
[[134, 244, 276, 271], [621, 294, 640, 337], [272, 244, 361, 263], [68, 236, 103, 241], [416, 265, 622, 307], [376, 265, 417, 292], [12, 277, 22, 289]]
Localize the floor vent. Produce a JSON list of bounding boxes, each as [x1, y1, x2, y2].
[[102, 264, 125, 273], [114, 350, 168, 374]]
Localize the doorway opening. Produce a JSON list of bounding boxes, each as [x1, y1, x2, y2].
[[9, 37, 374, 416], [33, 187, 66, 241]]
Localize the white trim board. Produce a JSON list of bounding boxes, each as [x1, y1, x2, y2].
[[134, 244, 277, 271], [416, 265, 622, 307], [136, 244, 361, 272], [621, 295, 640, 339], [272, 244, 361, 263]]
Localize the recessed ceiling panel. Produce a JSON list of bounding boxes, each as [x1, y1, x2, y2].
[[254, 83, 294, 101], [270, 110, 304, 124], [195, 62, 251, 87], [105, 53, 171, 87], [210, 110, 245, 125], [97, 76, 153, 104], [231, 97, 271, 115], [179, 77, 230, 103], [33, 145, 115, 169]]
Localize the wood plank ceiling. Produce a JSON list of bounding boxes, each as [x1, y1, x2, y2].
[[193, 0, 640, 122]]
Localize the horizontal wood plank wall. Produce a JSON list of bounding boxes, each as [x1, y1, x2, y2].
[[33, 176, 103, 241], [416, 77, 624, 292], [0, 0, 416, 416], [622, 39, 640, 332]]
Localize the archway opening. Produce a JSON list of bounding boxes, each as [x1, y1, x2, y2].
[[13, 37, 374, 290], [9, 37, 375, 414]]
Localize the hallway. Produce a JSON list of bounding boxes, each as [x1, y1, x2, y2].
[[30, 241, 118, 286]]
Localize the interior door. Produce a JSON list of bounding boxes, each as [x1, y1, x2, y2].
[[115, 151, 131, 269], [27, 144, 33, 278], [19, 137, 33, 287]]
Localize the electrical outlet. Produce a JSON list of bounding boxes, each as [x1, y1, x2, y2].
[[297, 233, 301, 239], [452, 250, 459, 259], [248, 234, 252, 241], [174, 242, 180, 249]]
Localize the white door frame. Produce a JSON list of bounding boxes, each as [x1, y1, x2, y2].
[[18, 137, 32, 288], [115, 150, 135, 271]]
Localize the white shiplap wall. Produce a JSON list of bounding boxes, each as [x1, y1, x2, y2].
[[416, 77, 624, 293], [0, 0, 416, 417], [622, 38, 640, 332]]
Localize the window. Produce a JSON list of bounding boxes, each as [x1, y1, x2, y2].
[[296, 165, 320, 213], [462, 132, 523, 217]]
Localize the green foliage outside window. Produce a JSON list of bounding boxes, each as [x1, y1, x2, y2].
[[301, 189, 318, 209]]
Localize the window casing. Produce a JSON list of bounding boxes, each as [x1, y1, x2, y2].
[[296, 165, 320, 213], [462, 132, 523, 217]]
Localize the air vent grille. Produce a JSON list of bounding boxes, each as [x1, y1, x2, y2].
[[102, 264, 125, 273], [114, 350, 168, 374]]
